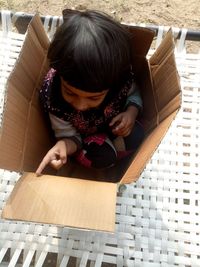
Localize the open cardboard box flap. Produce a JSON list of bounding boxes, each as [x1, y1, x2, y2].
[[2, 172, 117, 232], [0, 15, 181, 231]]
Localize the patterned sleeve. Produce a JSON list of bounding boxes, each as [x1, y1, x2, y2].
[[125, 81, 143, 111], [49, 113, 82, 149]]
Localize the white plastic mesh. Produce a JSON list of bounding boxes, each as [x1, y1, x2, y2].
[[0, 34, 24, 123], [0, 13, 200, 267]]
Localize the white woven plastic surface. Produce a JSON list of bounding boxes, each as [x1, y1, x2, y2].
[[0, 11, 200, 267]]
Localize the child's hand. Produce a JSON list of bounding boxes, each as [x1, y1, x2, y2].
[[109, 106, 138, 137], [36, 139, 77, 176], [36, 140, 67, 176]]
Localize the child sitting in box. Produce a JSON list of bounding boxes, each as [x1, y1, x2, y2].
[[36, 9, 144, 175]]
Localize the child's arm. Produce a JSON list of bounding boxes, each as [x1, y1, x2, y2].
[[36, 113, 81, 175], [49, 113, 82, 148], [109, 82, 142, 137], [125, 81, 143, 111]]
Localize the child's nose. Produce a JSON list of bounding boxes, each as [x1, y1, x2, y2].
[[75, 99, 89, 111]]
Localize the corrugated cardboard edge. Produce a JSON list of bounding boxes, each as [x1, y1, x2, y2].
[[150, 29, 182, 122], [2, 172, 117, 232], [1, 13, 49, 125], [120, 110, 179, 184], [120, 30, 181, 184], [0, 14, 51, 172]]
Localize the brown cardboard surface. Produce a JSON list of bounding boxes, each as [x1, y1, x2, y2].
[[2, 172, 117, 232], [137, 59, 158, 132], [128, 26, 155, 57], [0, 14, 52, 172], [120, 30, 181, 184], [128, 26, 155, 77], [0, 15, 181, 184], [120, 110, 178, 184], [150, 30, 181, 120]]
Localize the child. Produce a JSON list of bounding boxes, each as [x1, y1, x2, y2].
[[36, 9, 144, 176]]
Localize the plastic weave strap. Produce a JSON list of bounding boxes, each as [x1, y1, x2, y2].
[[176, 28, 187, 54], [48, 16, 60, 40], [0, 27, 24, 127], [47, 16, 63, 40], [43, 15, 51, 34], [171, 26, 180, 39], [1, 10, 12, 34], [0, 13, 200, 267], [155, 25, 164, 48]]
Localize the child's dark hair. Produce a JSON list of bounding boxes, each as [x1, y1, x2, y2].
[[48, 9, 133, 92]]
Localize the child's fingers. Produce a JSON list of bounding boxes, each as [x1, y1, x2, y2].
[[50, 159, 64, 170], [36, 148, 67, 176], [112, 117, 127, 132], [36, 154, 52, 176], [36, 149, 58, 176], [120, 128, 132, 137], [58, 147, 67, 164], [113, 125, 131, 136], [115, 120, 125, 130], [112, 126, 125, 135], [109, 114, 122, 127]]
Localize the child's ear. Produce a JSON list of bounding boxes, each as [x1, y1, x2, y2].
[[62, 9, 81, 22]]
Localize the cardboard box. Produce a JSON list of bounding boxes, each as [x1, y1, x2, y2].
[[0, 15, 181, 232]]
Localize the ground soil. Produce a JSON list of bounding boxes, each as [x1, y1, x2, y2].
[[0, 0, 200, 30]]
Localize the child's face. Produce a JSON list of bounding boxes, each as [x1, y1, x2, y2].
[[61, 78, 108, 111]]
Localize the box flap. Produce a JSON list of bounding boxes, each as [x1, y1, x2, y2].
[[0, 14, 52, 172], [121, 110, 178, 184], [2, 172, 117, 232], [128, 26, 155, 57], [120, 30, 181, 184], [137, 59, 158, 133], [128, 26, 155, 76], [149, 30, 181, 123]]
